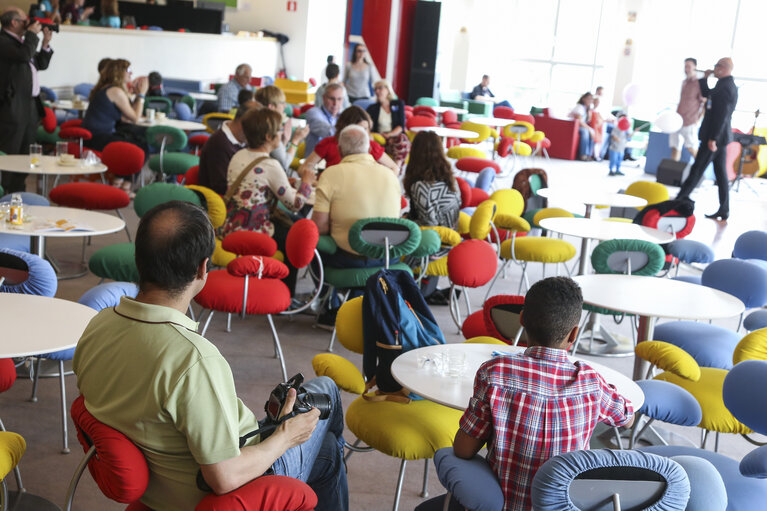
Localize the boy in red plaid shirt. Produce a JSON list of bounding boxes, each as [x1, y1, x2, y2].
[[454, 277, 634, 511]]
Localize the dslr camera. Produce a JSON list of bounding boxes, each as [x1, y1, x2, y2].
[[265, 373, 331, 423], [28, 5, 60, 32]]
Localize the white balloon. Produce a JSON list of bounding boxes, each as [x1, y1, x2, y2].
[[654, 111, 684, 134], [622, 83, 641, 106]]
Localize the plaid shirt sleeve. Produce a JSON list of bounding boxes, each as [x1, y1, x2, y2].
[[596, 372, 634, 427], [458, 365, 493, 441]]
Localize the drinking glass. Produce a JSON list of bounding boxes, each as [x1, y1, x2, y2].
[[56, 141, 69, 158], [29, 144, 42, 168], [444, 349, 466, 378]]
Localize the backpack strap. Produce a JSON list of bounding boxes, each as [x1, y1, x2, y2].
[[223, 155, 269, 204]]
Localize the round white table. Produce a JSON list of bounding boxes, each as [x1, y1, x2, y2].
[[536, 189, 647, 217], [51, 101, 89, 119], [465, 116, 515, 127], [409, 126, 479, 139], [136, 118, 207, 131], [391, 343, 644, 411], [432, 106, 468, 115], [187, 92, 218, 102], [573, 274, 745, 378], [0, 155, 107, 195], [0, 205, 125, 258]]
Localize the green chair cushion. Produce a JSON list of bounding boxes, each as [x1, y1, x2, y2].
[[325, 262, 412, 289], [409, 228, 441, 258], [317, 235, 338, 255], [591, 239, 665, 276], [144, 96, 172, 115], [133, 182, 202, 217], [146, 125, 188, 152], [148, 152, 200, 176], [36, 125, 62, 145], [348, 218, 421, 260], [89, 243, 139, 282]]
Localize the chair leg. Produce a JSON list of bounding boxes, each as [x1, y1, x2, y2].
[[327, 328, 337, 352], [115, 209, 131, 243], [30, 358, 42, 402], [420, 458, 430, 498], [570, 312, 591, 355], [392, 459, 407, 511], [701, 429, 710, 449], [59, 360, 70, 454], [448, 285, 462, 330], [199, 310, 215, 336], [483, 260, 508, 303], [462, 286, 472, 317], [226, 313, 232, 333], [612, 427, 624, 449], [715, 431, 720, 452], [442, 492, 453, 511], [266, 315, 288, 381], [187, 304, 195, 321]]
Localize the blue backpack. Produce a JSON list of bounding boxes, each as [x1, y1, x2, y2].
[[362, 269, 445, 401]]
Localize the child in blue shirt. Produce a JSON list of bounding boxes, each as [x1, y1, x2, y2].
[[608, 115, 632, 176]]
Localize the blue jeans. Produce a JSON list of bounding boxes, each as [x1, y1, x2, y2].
[[495, 100, 512, 109], [270, 376, 348, 511], [608, 150, 622, 173], [577, 126, 594, 158]]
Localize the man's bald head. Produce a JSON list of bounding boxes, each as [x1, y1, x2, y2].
[[0, 7, 25, 30], [714, 57, 734, 78], [338, 124, 370, 157], [135, 201, 215, 296]]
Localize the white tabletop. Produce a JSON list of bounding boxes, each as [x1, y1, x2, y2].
[[391, 343, 644, 410], [0, 205, 125, 238], [137, 118, 207, 131], [187, 92, 218, 101], [432, 106, 468, 115], [0, 155, 107, 176], [410, 126, 479, 139], [573, 274, 745, 320], [465, 116, 516, 127], [0, 293, 95, 357], [539, 217, 676, 244], [51, 100, 88, 111], [537, 189, 647, 209]]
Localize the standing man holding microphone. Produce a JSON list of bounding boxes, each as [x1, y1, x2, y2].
[[0, 6, 54, 193], [676, 57, 738, 221]]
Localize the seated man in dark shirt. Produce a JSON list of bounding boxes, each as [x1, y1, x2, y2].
[[470, 74, 511, 109], [198, 101, 259, 194]]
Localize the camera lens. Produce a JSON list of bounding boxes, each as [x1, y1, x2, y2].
[[300, 393, 332, 420]]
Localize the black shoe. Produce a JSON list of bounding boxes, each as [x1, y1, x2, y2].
[[705, 211, 729, 221], [623, 154, 637, 161], [315, 308, 338, 331], [425, 288, 460, 306]]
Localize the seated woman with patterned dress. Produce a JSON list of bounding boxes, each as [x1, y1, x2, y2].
[[298, 105, 399, 176], [367, 79, 411, 168]]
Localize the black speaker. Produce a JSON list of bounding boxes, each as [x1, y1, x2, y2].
[[657, 158, 691, 187], [407, 1, 441, 103]]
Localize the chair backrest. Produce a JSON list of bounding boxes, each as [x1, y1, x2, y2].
[[347, 217, 421, 267], [145, 125, 188, 152], [701, 258, 767, 309], [144, 96, 172, 115], [285, 219, 320, 270], [415, 97, 438, 107], [0, 192, 49, 206], [489, 189, 524, 217], [732, 230, 767, 261], [512, 168, 548, 212], [0, 248, 57, 296], [469, 200, 497, 240], [101, 142, 145, 177], [531, 449, 690, 510], [185, 185, 226, 229], [73, 83, 94, 98], [483, 294, 526, 345], [336, 296, 364, 354], [40, 86, 57, 102], [591, 239, 665, 276], [78, 282, 139, 311], [202, 113, 234, 134], [133, 182, 202, 218], [625, 181, 669, 210], [174, 102, 194, 121]]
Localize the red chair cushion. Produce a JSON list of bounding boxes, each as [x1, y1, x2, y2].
[[299, 103, 314, 115], [483, 294, 525, 343], [42, 106, 57, 133], [70, 396, 149, 504], [511, 113, 535, 125], [406, 115, 438, 129], [455, 157, 500, 175], [497, 137, 514, 158], [125, 503, 152, 510], [441, 110, 458, 125], [413, 106, 437, 118], [462, 310, 490, 340], [195, 475, 317, 511], [227, 256, 289, 279], [455, 177, 472, 208], [0, 358, 16, 393], [285, 219, 318, 269], [447, 239, 498, 288], [50, 182, 130, 210], [59, 126, 93, 141], [493, 106, 515, 119], [195, 270, 291, 315], [184, 165, 200, 185], [188, 134, 210, 148], [468, 188, 489, 207], [400, 195, 408, 210], [222, 232, 277, 257], [101, 142, 146, 177], [61, 119, 83, 130]]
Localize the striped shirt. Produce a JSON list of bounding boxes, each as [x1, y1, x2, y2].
[[459, 346, 633, 511]]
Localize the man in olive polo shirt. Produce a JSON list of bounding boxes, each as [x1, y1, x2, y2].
[[73, 201, 348, 511]]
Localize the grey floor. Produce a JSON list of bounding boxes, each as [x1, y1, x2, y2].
[[2, 153, 767, 510]]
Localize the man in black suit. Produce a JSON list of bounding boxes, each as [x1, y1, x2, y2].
[[676, 57, 738, 221], [0, 7, 54, 193]]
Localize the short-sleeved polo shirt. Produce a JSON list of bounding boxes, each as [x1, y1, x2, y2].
[[72, 297, 261, 511]]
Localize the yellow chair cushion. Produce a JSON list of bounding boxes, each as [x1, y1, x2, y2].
[[312, 354, 365, 395], [626, 181, 669, 210], [489, 189, 524, 217], [502, 121, 534, 140], [296, 141, 305, 159], [336, 296, 364, 354], [489, 128, 499, 139], [422, 226, 461, 247], [457, 211, 471, 235], [733, 328, 767, 365], [447, 146, 487, 160], [371, 133, 386, 146], [656, 368, 752, 435], [212, 239, 236, 267], [533, 207, 573, 227], [605, 217, 633, 223], [493, 214, 530, 233], [425, 256, 449, 276], [0, 432, 25, 480], [185, 185, 226, 229], [469, 200, 498, 240], [464, 336, 507, 345], [501, 237, 576, 263], [513, 141, 533, 156], [290, 157, 300, 170], [273, 250, 284, 262], [635, 341, 701, 381], [460, 122, 491, 143], [528, 131, 545, 143], [346, 396, 463, 460]]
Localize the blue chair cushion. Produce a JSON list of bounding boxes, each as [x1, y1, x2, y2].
[[654, 321, 740, 370], [732, 230, 767, 261], [473, 167, 496, 192], [0, 248, 57, 297], [744, 310, 767, 332], [0, 192, 50, 206], [531, 449, 690, 511], [669, 455, 727, 511], [40, 348, 75, 361], [702, 258, 767, 309], [0, 234, 30, 253], [433, 447, 504, 511], [637, 380, 702, 426], [78, 281, 139, 311], [672, 275, 702, 285], [668, 239, 715, 264], [740, 445, 767, 479], [722, 360, 767, 436], [642, 446, 767, 510]]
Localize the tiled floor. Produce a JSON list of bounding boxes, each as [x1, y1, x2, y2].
[[2, 153, 767, 510]]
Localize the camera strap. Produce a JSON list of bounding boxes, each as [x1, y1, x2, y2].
[[237, 411, 301, 448]]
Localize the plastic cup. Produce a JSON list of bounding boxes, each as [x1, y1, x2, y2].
[[56, 141, 69, 158], [444, 349, 466, 378], [29, 144, 42, 168], [145, 108, 156, 122]]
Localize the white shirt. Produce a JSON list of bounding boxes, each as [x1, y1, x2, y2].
[[569, 104, 588, 121], [378, 108, 393, 134], [221, 121, 243, 147]]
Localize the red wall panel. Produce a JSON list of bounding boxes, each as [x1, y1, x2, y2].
[[361, 0, 393, 80]]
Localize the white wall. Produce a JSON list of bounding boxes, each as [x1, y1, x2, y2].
[[40, 25, 279, 89]]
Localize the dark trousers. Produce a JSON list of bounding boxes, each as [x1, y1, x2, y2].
[[676, 142, 729, 214], [0, 100, 37, 193]]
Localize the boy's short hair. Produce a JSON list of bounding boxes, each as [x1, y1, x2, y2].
[[237, 88, 255, 107], [325, 63, 340, 81], [523, 277, 583, 347]]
